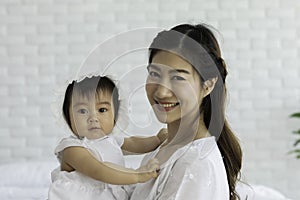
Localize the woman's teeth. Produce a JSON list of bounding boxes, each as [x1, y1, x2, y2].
[[160, 103, 178, 107]]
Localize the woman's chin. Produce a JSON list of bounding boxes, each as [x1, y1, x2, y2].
[[154, 112, 177, 124], [153, 110, 167, 123]]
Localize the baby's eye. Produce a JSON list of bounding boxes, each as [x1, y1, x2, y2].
[[98, 108, 108, 113], [171, 76, 185, 81], [78, 109, 88, 114]]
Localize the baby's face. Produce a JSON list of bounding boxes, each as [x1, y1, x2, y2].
[[69, 90, 115, 139]]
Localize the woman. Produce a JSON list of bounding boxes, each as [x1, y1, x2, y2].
[[130, 24, 242, 200]]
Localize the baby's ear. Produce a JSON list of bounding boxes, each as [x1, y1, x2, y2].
[[203, 77, 218, 97]]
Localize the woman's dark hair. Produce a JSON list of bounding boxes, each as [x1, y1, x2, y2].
[[62, 76, 120, 130], [149, 24, 242, 200]]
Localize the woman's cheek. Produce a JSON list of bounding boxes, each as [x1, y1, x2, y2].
[[145, 84, 156, 100]]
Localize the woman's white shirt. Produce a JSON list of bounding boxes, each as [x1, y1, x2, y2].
[[130, 136, 229, 200]]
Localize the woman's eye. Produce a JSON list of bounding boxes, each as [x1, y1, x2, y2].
[[149, 71, 160, 78], [171, 76, 185, 81], [99, 108, 108, 113], [78, 109, 88, 114]]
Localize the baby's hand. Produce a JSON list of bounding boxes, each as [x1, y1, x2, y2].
[[137, 158, 160, 183], [157, 128, 168, 144]]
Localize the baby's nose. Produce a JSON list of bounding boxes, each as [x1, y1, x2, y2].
[[88, 115, 99, 123]]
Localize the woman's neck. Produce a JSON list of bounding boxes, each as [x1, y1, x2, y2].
[[165, 113, 210, 146]]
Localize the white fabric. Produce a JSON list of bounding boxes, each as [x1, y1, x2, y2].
[[48, 134, 128, 200], [0, 160, 57, 200], [130, 136, 229, 200], [0, 160, 293, 200], [236, 183, 293, 200], [0, 161, 57, 187]]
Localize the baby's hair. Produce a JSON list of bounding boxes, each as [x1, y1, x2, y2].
[[62, 76, 120, 130]]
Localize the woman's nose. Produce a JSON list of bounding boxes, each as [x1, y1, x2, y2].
[[155, 83, 173, 99]]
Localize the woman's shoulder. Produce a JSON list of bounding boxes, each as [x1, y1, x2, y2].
[[175, 137, 221, 167], [172, 137, 227, 181], [190, 136, 219, 158]]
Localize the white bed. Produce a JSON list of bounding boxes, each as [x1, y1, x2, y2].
[[0, 159, 292, 200], [0, 160, 57, 200]]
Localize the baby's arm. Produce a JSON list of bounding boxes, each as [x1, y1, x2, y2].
[[122, 128, 168, 154], [102, 158, 159, 183], [61, 146, 159, 185]]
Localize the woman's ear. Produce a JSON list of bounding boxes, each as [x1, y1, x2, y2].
[[203, 77, 218, 97]]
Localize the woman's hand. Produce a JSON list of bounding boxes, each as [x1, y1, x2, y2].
[[137, 158, 160, 183]]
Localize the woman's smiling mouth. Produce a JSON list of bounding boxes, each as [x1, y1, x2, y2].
[[155, 101, 180, 112]]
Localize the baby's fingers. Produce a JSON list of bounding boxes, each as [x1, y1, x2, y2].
[[147, 158, 160, 173], [147, 158, 159, 165]]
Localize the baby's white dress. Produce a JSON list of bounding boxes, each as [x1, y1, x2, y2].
[[130, 136, 229, 200], [48, 134, 128, 200]]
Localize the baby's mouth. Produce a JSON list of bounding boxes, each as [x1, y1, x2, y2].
[[88, 127, 100, 131]]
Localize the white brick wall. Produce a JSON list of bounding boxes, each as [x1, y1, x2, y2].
[[0, 0, 299, 199]]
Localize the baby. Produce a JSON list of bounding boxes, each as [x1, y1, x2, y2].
[[48, 75, 166, 200]]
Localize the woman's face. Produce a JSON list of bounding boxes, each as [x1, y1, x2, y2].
[[146, 51, 207, 124]]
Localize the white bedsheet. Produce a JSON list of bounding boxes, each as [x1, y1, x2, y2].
[[0, 160, 57, 200]]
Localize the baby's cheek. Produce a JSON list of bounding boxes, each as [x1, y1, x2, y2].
[[102, 118, 115, 133]]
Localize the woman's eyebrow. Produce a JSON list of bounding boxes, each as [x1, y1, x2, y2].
[[169, 69, 191, 74], [147, 64, 160, 71], [148, 64, 190, 74]]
